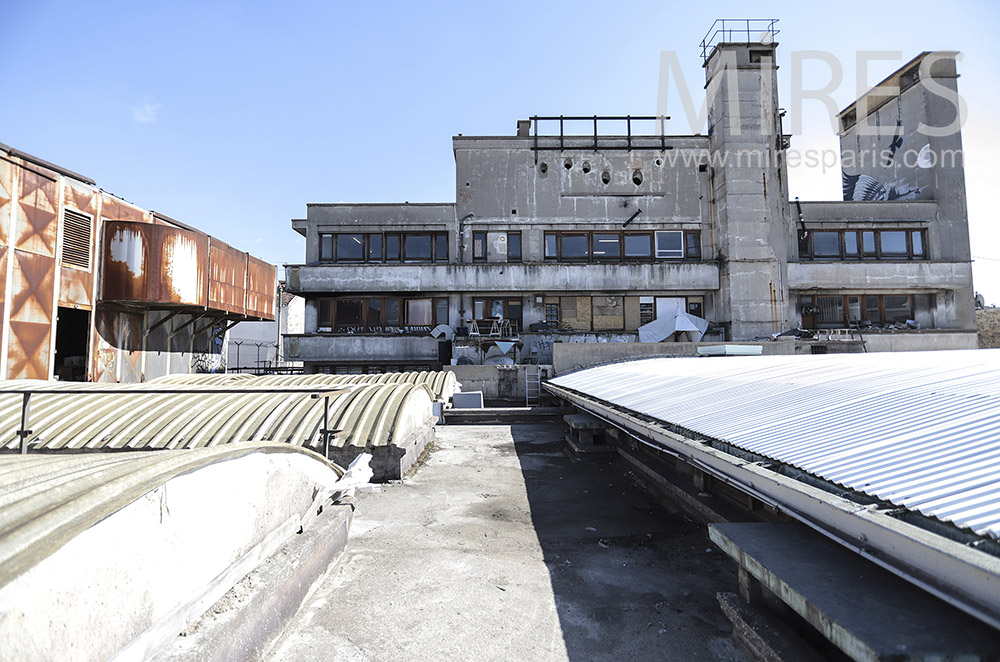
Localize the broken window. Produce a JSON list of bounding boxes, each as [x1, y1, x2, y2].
[[802, 294, 915, 328], [435, 298, 449, 326], [544, 303, 560, 323], [639, 297, 654, 325], [337, 234, 364, 261]]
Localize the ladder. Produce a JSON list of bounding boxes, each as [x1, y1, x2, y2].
[[525, 365, 542, 406]]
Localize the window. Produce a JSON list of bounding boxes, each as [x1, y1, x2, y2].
[[561, 234, 589, 260], [802, 229, 927, 261], [812, 232, 840, 258], [593, 233, 620, 260], [544, 233, 557, 259], [639, 297, 655, 325], [334, 299, 364, 326], [655, 231, 683, 258], [404, 235, 432, 262], [406, 299, 433, 326], [507, 232, 521, 261], [801, 294, 914, 328], [386, 234, 400, 262], [624, 233, 652, 258], [369, 234, 383, 261], [544, 230, 699, 262], [337, 234, 365, 261], [473, 232, 486, 262], [544, 303, 560, 323], [386, 299, 401, 326], [435, 298, 449, 326], [435, 234, 449, 262], [320, 233, 334, 261]]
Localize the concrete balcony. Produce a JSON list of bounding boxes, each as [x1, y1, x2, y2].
[[788, 261, 972, 291], [284, 333, 440, 364], [285, 262, 720, 294]]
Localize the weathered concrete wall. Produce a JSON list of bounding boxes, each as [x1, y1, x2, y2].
[[286, 334, 440, 365], [552, 341, 797, 375], [445, 364, 553, 402], [976, 309, 1000, 348], [861, 331, 978, 352], [788, 261, 972, 292], [288, 261, 720, 294]]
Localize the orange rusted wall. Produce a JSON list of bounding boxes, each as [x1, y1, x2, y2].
[[209, 238, 246, 315], [1, 145, 273, 382], [245, 255, 275, 319], [102, 221, 209, 307], [7, 165, 58, 379]]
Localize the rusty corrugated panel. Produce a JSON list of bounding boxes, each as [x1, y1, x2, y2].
[[245, 256, 275, 319], [7, 251, 55, 379], [8, 167, 58, 380], [58, 181, 97, 309], [100, 194, 147, 224], [208, 239, 246, 315], [101, 221, 208, 307], [0, 160, 11, 246]]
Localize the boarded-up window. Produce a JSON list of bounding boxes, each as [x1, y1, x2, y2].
[[61, 209, 91, 269]]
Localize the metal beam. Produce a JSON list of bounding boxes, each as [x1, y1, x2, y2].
[[167, 313, 206, 340], [144, 310, 182, 337]]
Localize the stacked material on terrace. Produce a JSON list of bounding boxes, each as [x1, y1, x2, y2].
[[152, 370, 461, 402], [0, 443, 354, 661], [0, 380, 436, 480], [546, 349, 1000, 628]]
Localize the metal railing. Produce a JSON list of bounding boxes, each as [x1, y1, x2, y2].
[[700, 19, 779, 61], [529, 115, 671, 162]]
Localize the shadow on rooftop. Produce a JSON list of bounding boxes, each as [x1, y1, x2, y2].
[[509, 421, 747, 661]]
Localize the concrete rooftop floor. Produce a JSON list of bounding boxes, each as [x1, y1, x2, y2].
[[265, 422, 748, 661]]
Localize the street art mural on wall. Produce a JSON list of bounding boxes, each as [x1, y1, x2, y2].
[[842, 120, 928, 201]]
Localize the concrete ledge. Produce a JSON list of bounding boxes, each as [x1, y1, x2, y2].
[[709, 522, 1000, 661], [443, 406, 567, 424], [156, 502, 354, 662]]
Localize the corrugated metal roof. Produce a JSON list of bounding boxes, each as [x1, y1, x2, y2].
[[0, 381, 434, 453], [151, 371, 461, 401], [549, 349, 1000, 539]]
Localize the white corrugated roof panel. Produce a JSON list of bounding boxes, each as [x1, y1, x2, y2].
[[550, 349, 1000, 539]]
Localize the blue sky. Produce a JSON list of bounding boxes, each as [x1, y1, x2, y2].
[[2, 0, 998, 300]]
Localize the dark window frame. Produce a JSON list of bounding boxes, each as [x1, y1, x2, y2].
[[801, 293, 915, 328], [542, 230, 700, 263], [317, 232, 449, 264], [506, 231, 521, 262], [802, 229, 928, 261]]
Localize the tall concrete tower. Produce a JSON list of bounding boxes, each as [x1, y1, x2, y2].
[[705, 40, 791, 340]]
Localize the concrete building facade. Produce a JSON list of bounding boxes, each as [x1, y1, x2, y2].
[[285, 39, 976, 374]]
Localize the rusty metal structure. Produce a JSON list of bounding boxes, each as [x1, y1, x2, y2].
[[0, 142, 274, 382]]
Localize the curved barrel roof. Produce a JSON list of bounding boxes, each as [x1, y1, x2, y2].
[[152, 371, 460, 401], [0, 380, 434, 453]]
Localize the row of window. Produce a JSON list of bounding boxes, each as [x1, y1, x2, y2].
[[318, 296, 449, 329], [545, 230, 701, 261], [800, 294, 913, 328], [800, 229, 926, 261], [319, 233, 449, 263]]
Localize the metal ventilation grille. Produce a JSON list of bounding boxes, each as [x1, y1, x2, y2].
[[61, 209, 91, 269]]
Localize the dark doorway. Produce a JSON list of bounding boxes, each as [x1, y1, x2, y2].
[[54, 307, 90, 381]]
